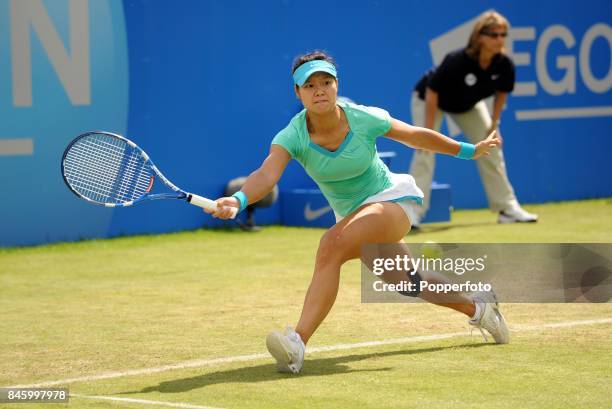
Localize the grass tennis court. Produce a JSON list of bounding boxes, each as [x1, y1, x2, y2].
[[1, 199, 611, 408]]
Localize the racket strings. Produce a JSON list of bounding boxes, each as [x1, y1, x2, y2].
[[65, 139, 128, 200], [65, 143, 126, 200], [115, 150, 153, 201], [66, 145, 151, 203], [63, 134, 153, 204]]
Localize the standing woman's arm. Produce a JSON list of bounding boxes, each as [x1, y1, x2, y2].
[[424, 88, 439, 130], [490, 91, 507, 141], [491, 52, 516, 141]]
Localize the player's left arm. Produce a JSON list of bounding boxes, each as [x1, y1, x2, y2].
[[384, 118, 500, 159]]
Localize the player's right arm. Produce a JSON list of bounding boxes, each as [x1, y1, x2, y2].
[[207, 145, 291, 219], [240, 145, 290, 205]]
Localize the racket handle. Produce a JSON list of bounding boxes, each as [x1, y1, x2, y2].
[[187, 194, 238, 219]]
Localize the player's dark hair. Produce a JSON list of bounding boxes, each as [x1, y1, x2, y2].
[[292, 50, 336, 74]]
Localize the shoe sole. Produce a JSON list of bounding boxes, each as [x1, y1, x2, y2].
[[487, 299, 510, 344], [498, 216, 538, 224], [474, 291, 510, 344], [492, 307, 510, 344], [266, 332, 293, 373]]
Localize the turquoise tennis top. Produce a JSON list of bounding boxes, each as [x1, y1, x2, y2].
[[271, 100, 395, 217]]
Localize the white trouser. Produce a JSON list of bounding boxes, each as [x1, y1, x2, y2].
[[408, 92, 518, 219]]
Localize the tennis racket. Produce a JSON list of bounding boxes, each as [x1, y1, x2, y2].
[[61, 131, 236, 217]]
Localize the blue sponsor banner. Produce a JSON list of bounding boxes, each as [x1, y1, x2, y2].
[[0, 0, 128, 246], [1, 0, 610, 246]]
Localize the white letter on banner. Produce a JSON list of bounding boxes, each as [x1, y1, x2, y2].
[[509, 27, 537, 96], [11, 0, 90, 107], [580, 23, 612, 94], [536, 25, 576, 95]]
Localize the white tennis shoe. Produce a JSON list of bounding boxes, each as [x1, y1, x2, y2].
[[469, 291, 510, 344], [498, 203, 538, 223], [266, 326, 305, 374]]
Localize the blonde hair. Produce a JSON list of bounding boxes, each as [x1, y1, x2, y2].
[[466, 11, 510, 58]]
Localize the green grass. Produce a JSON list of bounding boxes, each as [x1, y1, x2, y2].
[[405, 197, 612, 242], [1, 199, 611, 408]]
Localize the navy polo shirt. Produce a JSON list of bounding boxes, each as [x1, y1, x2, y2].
[[415, 48, 515, 113]]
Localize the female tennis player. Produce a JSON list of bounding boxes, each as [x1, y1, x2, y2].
[[408, 11, 537, 227], [206, 51, 509, 374]]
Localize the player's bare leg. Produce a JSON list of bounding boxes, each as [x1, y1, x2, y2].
[[266, 203, 410, 373], [267, 202, 507, 374], [295, 202, 410, 344]]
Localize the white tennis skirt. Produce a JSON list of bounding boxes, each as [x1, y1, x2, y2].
[[334, 172, 424, 224]]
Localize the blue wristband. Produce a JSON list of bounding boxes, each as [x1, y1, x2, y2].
[[231, 191, 248, 213], [455, 142, 476, 160]]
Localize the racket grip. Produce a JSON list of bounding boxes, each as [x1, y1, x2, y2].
[[187, 194, 238, 219]]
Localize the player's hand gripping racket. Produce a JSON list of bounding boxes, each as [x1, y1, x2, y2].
[[61, 131, 237, 218]]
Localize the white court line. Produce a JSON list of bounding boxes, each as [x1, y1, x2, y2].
[[71, 393, 224, 409], [6, 317, 612, 389], [515, 106, 612, 120]]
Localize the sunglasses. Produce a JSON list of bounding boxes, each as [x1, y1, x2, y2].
[[481, 31, 508, 39]]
